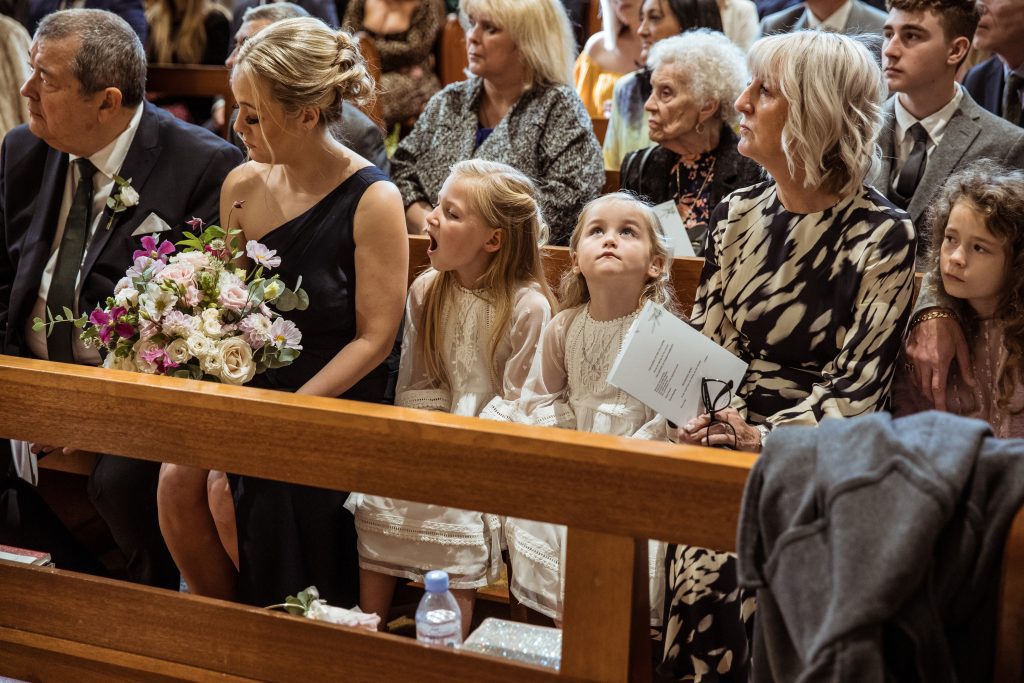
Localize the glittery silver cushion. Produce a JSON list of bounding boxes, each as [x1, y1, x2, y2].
[[463, 618, 562, 670]]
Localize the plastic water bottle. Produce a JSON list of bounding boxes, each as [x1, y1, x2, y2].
[[415, 570, 463, 648]]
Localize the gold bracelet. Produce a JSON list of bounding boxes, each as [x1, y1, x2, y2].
[[910, 309, 958, 329]]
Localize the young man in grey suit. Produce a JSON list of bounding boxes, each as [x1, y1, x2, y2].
[[885, 0, 1024, 415], [871, 0, 1024, 255], [0, 9, 242, 586], [759, 0, 887, 38]]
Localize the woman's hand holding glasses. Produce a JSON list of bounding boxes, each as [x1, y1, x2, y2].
[[677, 407, 762, 452]]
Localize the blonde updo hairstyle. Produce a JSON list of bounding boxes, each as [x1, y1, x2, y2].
[[559, 193, 678, 313], [233, 17, 374, 137], [747, 31, 883, 198], [420, 159, 557, 389]]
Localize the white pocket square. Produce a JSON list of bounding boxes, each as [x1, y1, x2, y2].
[[131, 212, 172, 237]]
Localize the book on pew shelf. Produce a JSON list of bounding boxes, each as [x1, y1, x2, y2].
[[0, 544, 53, 566], [607, 301, 747, 425]]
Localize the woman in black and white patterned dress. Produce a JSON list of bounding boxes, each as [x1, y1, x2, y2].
[[663, 32, 917, 680]]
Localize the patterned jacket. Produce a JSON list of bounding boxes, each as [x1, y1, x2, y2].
[[390, 77, 604, 245]]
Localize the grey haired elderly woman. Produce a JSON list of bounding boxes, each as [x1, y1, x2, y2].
[[620, 29, 760, 255]]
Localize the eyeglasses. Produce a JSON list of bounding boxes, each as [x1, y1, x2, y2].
[[701, 378, 737, 450]]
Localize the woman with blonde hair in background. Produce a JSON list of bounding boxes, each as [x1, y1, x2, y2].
[[157, 17, 407, 606], [390, 0, 603, 245]]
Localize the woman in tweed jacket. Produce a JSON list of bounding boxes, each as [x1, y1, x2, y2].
[[390, 0, 604, 246]]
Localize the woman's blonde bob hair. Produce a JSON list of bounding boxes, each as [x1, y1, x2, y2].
[[747, 31, 883, 198], [559, 193, 678, 313], [234, 17, 375, 129], [460, 0, 575, 87]]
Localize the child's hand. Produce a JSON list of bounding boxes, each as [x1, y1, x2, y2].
[[679, 408, 762, 452]]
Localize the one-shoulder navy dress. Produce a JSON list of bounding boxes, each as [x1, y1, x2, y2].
[[231, 166, 399, 607]]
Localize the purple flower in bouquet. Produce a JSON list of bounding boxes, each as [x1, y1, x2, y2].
[[246, 241, 281, 270], [89, 306, 133, 344], [132, 235, 175, 262]]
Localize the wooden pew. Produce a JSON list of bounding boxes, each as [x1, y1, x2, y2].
[[438, 14, 469, 87], [0, 356, 754, 682], [592, 117, 609, 145], [146, 65, 234, 140]]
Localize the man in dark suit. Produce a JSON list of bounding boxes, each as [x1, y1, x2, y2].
[[759, 0, 887, 39], [26, 0, 146, 43], [0, 9, 242, 587], [870, 0, 1024, 253], [961, 0, 1024, 125]]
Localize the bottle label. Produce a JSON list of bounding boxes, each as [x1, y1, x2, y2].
[[416, 609, 461, 648]]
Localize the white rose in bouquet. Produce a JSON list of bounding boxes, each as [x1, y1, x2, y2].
[[186, 333, 215, 361], [200, 307, 224, 337], [218, 337, 256, 385], [165, 338, 191, 365]]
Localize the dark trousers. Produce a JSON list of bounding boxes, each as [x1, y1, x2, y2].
[[0, 445, 178, 589], [88, 453, 179, 589], [0, 446, 106, 574], [232, 474, 360, 608]]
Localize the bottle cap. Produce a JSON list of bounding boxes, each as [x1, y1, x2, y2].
[[424, 569, 449, 593]]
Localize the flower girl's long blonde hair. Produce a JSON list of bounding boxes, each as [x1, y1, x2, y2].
[[420, 160, 556, 389]]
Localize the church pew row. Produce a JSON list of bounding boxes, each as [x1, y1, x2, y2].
[[0, 355, 754, 682], [36, 234, 920, 479]]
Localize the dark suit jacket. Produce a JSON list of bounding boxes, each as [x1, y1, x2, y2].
[[759, 0, 886, 36], [755, 0, 884, 19], [27, 0, 147, 43], [0, 102, 243, 357], [869, 92, 1024, 252], [963, 56, 1009, 121]]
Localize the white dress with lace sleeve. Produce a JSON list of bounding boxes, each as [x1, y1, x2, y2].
[[502, 304, 668, 622], [351, 271, 551, 588]]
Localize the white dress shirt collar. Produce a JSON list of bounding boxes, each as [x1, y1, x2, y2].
[[805, 0, 853, 31]]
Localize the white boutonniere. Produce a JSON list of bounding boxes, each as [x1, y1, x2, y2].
[[105, 174, 139, 231]]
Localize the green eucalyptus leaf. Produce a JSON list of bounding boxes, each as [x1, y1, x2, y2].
[[295, 288, 309, 311], [31, 319, 45, 332], [276, 290, 297, 312]]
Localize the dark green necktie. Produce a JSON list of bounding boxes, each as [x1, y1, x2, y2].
[[1004, 73, 1023, 126], [46, 157, 97, 363]]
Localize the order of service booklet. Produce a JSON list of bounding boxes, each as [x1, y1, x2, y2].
[[607, 301, 748, 425]]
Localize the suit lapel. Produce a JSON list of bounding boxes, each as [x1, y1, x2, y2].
[[8, 147, 67, 336], [80, 104, 162, 280], [875, 99, 896, 194], [906, 99, 981, 223]]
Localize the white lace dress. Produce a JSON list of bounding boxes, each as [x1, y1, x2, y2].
[[350, 271, 551, 588], [502, 303, 669, 621]]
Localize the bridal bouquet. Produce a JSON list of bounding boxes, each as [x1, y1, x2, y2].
[[35, 219, 306, 385]]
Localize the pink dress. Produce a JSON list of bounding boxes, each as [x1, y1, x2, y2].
[[893, 318, 1024, 438]]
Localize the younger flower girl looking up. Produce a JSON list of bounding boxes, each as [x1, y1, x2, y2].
[[350, 159, 555, 636], [502, 192, 676, 624], [894, 161, 1024, 437]]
